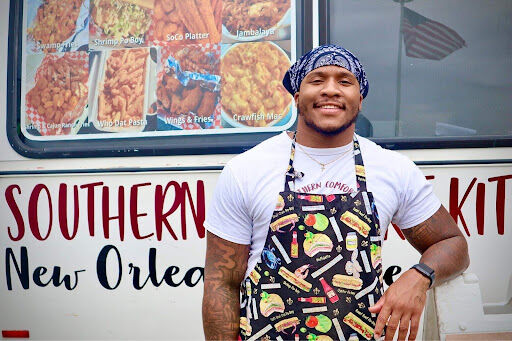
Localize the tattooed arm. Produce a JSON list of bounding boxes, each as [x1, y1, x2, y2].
[[371, 205, 469, 340], [203, 231, 250, 340]]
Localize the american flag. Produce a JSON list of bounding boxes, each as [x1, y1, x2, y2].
[[401, 7, 466, 60]]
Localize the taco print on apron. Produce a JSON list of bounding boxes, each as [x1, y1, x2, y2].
[[239, 135, 384, 341]]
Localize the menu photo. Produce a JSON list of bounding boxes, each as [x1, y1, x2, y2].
[[25, 0, 89, 54]]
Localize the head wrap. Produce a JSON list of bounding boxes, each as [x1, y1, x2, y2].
[[282, 44, 369, 98]]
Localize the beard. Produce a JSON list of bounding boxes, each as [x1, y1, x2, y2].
[[298, 101, 360, 136]]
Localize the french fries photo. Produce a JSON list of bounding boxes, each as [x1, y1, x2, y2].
[[96, 48, 149, 130], [151, 0, 221, 44]]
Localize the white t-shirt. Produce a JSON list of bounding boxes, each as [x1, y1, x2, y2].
[[205, 132, 441, 277]]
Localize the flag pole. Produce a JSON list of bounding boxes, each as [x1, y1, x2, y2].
[[394, 0, 407, 136]]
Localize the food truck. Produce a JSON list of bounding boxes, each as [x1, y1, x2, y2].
[[1, 0, 511, 339]]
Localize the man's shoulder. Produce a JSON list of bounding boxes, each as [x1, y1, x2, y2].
[[226, 132, 291, 171], [357, 135, 412, 167]]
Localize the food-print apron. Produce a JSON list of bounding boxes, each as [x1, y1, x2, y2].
[[239, 134, 384, 341]]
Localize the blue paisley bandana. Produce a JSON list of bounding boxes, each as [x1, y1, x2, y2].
[[282, 44, 369, 98]]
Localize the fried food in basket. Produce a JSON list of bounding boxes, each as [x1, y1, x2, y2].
[[97, 48, 148, 127], [152, 0, 221, 44], [26, 55, 88, 134], [172, 45, 220, 74], [156, 74, 218, 119], [223, 0, 290, 34], [221, 42, 291, 127], [27, 0, 84, 51], [91, 0, 152, 40]]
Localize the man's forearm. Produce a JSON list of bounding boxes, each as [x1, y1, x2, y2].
[[202, 232, 249, 340], [203, 279, 240, 340], [419, 235, 469, 286]]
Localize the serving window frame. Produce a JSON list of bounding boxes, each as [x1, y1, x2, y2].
[[7, 0, 512, 159]]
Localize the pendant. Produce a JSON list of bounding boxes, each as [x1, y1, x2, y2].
[[320, 164, 325, 171]]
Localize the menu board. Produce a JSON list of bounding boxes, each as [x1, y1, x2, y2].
[[21, 0, 296, 140]]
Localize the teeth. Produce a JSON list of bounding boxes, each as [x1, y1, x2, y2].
[[320, 105, 339, 109]]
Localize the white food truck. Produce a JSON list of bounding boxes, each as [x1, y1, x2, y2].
[[1, 0, 511, 339]]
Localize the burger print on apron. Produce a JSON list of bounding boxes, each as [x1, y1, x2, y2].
[[239, 134, 384, 341]]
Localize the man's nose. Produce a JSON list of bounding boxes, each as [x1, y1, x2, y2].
[[321, 78, 341, 96]]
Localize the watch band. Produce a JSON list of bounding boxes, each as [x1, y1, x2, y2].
[[411, 263, 435, 288]]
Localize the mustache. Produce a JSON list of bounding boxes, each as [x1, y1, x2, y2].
[[313, 101, 346, 109]]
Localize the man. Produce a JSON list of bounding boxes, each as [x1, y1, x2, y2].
[[203, 44, 469, 341]]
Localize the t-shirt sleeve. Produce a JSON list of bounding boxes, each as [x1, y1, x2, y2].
[[392, 157, 441, 229], [204, 164, 252, 245]]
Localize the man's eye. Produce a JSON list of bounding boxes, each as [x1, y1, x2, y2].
[[310, 79, 322, 83], [340, 80, 352, 84]]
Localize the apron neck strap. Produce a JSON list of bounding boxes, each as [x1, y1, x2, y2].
[[284, 132, 368, 193]]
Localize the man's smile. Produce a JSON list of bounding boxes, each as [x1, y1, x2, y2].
[[313, 101, 346, 112]]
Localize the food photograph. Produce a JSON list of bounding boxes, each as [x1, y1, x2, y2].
[[220, 41, 294, 128], [222, 0, 291, 42], [155, 44, 221, 130], [26, 0, 89, 53], [149, 0, 221, 46], [92, 48, 151, 132], [24, 52, 89, 136], [89, 0, 152, 49]]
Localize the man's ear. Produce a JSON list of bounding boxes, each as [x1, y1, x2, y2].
[[358, 94, 363, 111], [294, 92, 300, 107]]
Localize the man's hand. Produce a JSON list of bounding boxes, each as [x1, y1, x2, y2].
[[369, 269, 430, 340], [370, 205, 469, 340]]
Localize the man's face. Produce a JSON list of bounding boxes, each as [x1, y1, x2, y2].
[[294, 65, 363, 136]]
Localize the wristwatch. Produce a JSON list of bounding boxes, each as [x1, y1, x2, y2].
[[411, 263, 435, 288]]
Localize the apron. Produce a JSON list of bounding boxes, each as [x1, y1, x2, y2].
[[239, 134, 384, 341]]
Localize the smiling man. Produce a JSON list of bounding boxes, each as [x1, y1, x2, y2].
[[202, 44, 469, 341]]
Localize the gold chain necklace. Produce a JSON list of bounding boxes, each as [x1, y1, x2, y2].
[[296, 143, 352, 171]]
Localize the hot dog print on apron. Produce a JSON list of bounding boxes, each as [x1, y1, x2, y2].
[[239, 134, 384, 341]]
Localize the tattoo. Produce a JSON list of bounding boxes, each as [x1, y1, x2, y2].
[[203, 232, 249, 340], [402, 205, 469, 286]]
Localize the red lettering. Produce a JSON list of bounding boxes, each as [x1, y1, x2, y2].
[[80, 182, 103, 237], [101, 186, 125, 241], [28, 184, 53, 241], [155, 181, 181, 241], [488, 175, 512, 235], [426, 175, 435, 180], [476, 183, 485, 235], [449, 177, 476, 236], [5, 185, 25, 241], [130, 183, 153, 240], [181, 181, 206, 240], [58, 184, 79, 240], [392, 223, 405, 240]]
